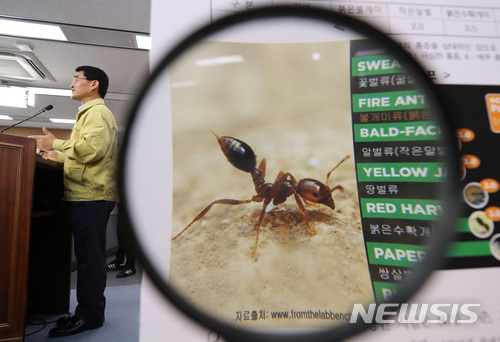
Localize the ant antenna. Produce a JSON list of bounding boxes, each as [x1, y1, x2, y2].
[[326, 155, 350, 188], [210, 129, 219, 139]]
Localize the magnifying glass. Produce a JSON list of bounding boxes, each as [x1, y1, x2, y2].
[[120, 6, 459, 342]]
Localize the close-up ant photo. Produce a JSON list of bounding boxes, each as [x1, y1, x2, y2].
[[167, 39, 375, 329], [172, 130, 351, 258]]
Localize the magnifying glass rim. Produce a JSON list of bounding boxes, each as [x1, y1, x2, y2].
[[119, 5, 460, 342]]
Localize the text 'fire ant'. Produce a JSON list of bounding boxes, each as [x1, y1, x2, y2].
[[172, 130, 350, 257]]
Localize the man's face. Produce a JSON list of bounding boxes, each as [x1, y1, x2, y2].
[[70, 70, 95, 102]]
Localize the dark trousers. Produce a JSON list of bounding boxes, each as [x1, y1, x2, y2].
[[114, 221, 136, 268], [67, 201, 115, 321]]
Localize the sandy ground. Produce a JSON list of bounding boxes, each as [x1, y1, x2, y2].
[[168, 40, 374, 330]]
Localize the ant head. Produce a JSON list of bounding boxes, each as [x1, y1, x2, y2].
[[212, 130, 257, 173], [297, 179, 335, 210]]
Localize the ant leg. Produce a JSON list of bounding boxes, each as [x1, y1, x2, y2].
[[274, 170, 286, 183], [281, 172, 298, 183], [292, 191, 317, 235], [171, 198, 254, 241], [251, 200, 271, 258], [326, 155, 350, 188], [258, 158, 266, 178]]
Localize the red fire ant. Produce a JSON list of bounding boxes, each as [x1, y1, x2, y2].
[[171, 130, 350, 257]]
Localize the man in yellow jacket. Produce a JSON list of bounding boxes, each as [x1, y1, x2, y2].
[[29, 65, 117, 337]]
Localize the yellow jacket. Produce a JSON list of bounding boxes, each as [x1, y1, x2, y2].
[[53, 98, 118, 202]]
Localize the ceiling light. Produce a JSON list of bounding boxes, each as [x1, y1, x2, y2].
[[50, 118, 76, 124], [0, 115, 13, 120], [135, 35, 152, 50], [170, 80, 198, 88], [0, 18, 67, 41], [0, 86, 29, 108], [196, 55, 244, 67], [28, 87, 72, 97], [27, 89, 35, 107]]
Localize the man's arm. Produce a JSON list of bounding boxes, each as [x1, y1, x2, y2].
[[52, 111, 113, 164]]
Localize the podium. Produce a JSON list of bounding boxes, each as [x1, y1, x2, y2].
[[0, 134, 71, 342]]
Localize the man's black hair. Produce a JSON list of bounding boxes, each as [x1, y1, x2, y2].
[[75, 65, 109, 99]]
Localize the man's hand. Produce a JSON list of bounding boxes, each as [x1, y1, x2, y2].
[[39, 150, 58, 161], [28, 127, 57, 150]]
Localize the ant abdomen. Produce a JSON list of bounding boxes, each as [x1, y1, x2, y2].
[[212, 130, 257, 173]]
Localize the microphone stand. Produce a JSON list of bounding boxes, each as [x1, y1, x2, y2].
[[1, 105, 54, 134]]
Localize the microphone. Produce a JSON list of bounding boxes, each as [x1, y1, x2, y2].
[[1, 104, 54, 134]]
